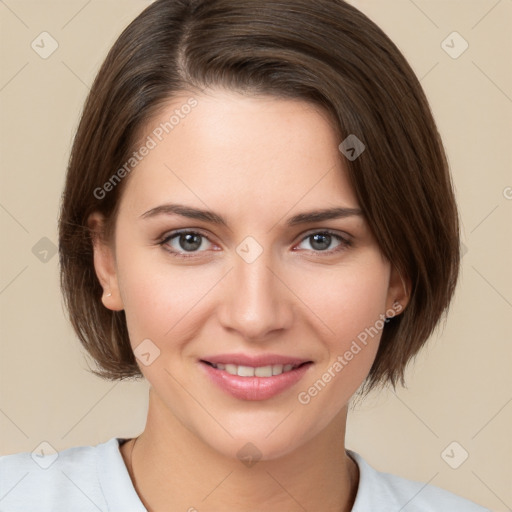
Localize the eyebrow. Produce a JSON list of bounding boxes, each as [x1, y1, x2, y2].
[[139, 203, 363, 227]]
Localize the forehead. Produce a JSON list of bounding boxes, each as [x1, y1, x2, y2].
[[119, 89, 360, 220]]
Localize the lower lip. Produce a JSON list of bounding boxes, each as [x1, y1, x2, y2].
[[199, 361, 313, 401]]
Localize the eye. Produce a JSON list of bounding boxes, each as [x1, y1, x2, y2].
[[295, 230, 351, 254], [158, 229, 352, 259], [159, 230, 214, 258]]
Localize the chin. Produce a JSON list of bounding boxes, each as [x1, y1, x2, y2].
[[196, 418, 318, 464]]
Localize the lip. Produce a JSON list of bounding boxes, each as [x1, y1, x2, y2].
[[200, 353, 311, 367], [198, 355, 313, 401]]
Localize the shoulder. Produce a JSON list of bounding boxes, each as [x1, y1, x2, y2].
[[0, 437, 140, 512], [348, 450, 491, 512]]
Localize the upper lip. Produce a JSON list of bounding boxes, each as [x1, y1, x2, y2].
[[200, 353, 312, 367]]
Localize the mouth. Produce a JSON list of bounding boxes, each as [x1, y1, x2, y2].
[[198, 354, 314, 401], [200, 360, 311, 377]]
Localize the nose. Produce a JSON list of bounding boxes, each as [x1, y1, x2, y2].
[[217, 249, 294, 342]]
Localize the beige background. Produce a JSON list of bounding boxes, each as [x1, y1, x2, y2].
[[0, 1, 511, 510]]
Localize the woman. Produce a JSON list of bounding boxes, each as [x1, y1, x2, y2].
[[0, 0, 490, 510]]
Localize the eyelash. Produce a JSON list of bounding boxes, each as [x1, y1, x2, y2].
[[157, 229, 352, 259]]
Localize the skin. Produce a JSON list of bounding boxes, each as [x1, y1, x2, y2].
[[89, 89, 409, 512]]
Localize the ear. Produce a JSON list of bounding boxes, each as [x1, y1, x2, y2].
[[88, 212, 124, 311], [385, 263, 411, 317]]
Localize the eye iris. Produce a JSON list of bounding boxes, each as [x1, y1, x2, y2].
[[171, 233, 337, 253], [310, 233, 331, 251], [180, 233, 202, 251]]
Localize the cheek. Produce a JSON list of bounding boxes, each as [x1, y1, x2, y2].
[[293, 256, 391, 346], [293, 258, 390, 409], [115, 243, 218, 349]]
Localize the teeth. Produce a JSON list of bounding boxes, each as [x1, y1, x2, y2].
[[272, 364, 283, 375], [211, 363, 299, 377], [255, 366, 272, 377]]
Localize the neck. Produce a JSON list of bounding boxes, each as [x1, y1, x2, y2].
[[122, 389, 359, 512]]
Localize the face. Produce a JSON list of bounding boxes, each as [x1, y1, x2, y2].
[[90, 89, 407, 461]]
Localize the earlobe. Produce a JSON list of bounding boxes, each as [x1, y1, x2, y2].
[[386, 263, 411, 317], [88, 212, 124, 311]]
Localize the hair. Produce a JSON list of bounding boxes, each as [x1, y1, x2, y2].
[[58, 0, 460, 393]]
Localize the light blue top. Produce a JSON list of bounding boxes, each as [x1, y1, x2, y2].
[[0, 437, 490, 511]]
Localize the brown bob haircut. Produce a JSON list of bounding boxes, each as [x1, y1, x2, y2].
[[58, 0, 460, 393]]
